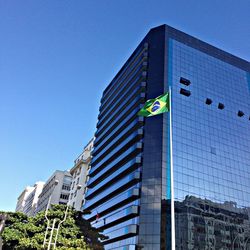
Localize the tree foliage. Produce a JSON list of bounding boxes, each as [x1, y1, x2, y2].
[[0, 205, 104, 250]]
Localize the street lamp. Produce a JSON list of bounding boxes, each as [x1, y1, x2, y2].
[[232, 234, 241, 250], [43, 179, 67, 250], [244, 237, 250, 250]]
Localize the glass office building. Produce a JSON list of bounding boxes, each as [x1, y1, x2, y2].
[[83, 25, 250, 250]]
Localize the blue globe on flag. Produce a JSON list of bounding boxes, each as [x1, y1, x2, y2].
[[138, 92, 169, 117], [151, 101, 161, 112]]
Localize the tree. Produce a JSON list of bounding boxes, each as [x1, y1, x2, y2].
[[0, 205, 104, 250]]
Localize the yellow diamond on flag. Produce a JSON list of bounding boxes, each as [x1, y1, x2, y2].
[[138, 92, 169, 117], [147, 99, 166, 115]]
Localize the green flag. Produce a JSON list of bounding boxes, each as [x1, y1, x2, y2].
[[138, 92, 169, 117]]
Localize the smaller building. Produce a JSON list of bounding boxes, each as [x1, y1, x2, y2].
[[35, 170, 72, 214], [16, 186, 34, 213], [22, 181, 45, 216], [68, 139, 94, 211]]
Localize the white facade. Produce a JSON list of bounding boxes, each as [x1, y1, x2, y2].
[[22, 181, 45, 216], [16, 186, 34, 213], [68, 139, 93, 211], [35, 170, 72, 214]]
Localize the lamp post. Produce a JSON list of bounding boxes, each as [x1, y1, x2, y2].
[[244, 237, 250, 250], [232, 235, 238, 250], [232, 234, 240, 250], [43, 179, 60, 250], [43, 178, 72, 250]]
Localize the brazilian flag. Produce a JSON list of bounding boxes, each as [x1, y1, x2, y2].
[[138, 92, 169, 117]]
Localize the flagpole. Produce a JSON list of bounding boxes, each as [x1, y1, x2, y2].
[[169, 86, 175, 250]]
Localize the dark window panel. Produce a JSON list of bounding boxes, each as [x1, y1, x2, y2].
[[180, 77, 191, 86], [205, 98, 212, 105], [238, 110, 244, 117], [218, 103, 225, 110], [180, 88, 191, 97]]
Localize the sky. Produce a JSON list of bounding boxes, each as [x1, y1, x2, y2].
[[0, 0, 249, 212]]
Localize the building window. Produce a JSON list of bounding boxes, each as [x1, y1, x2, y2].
[[60, 194, 69, 200], [62, 184, 70, 191], [180, 88, 191, 97], [205, 98, 212, 105], [218, 103, 224, 110], [63, 176, 72, 184], [180, 77, 191, 86], [74, 190, 77, 197], [238, 110, 244, 117], [76, 177, 80, 185]]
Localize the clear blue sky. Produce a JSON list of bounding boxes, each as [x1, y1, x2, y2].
[[0, 0, 249, 211]]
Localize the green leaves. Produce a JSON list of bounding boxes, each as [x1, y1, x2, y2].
[[1, 205, 103, 250]]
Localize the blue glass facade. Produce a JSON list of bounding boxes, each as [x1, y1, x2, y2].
[[84, 25, 250, 250], [169, 39, 250, 250]]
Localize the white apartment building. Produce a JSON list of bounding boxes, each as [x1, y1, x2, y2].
[[68, 139, 93, 211], [22, 181, 45, 216], [35, 170, 72, 214], [16, 186, 34, 213]]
